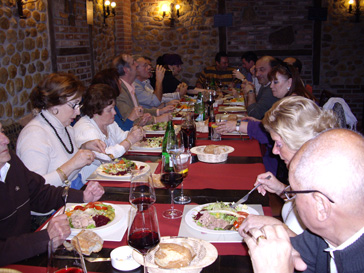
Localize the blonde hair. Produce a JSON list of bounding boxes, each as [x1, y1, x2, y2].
[[262, 96, 339, 151]]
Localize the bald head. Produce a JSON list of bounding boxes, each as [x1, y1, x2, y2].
[[290, 129, 364, 208]]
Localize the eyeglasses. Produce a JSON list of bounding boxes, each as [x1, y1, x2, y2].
[[67, 101, 82, 110], [283, 186, 335, 203]]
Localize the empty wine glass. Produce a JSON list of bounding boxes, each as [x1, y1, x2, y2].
[[127, 206, 160, 273], [160, 154, 183, 219], [47, 236, 87, 273], [173, 152, 191, 204], [129, 171, 156, 211]]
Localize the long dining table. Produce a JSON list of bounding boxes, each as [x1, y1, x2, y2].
[[3, 117, 274, 273]]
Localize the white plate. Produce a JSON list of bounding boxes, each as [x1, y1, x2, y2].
[[219, 106, 246, 112], [68, 203, 123, 236], [143, 124, 166, 134], [185, 203, 259, 235], [130, 146, 162, 152], [96, 161, 150, 180]]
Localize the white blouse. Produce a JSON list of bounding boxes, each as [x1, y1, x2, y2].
[[73, 116, 129, 160], [16, 110, 96, 187]]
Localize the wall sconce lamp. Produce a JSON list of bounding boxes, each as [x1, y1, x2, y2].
[[161, 3, 182, 27], [17, 0, 39, 19], [348, 0, 361, 22], [103, 0, 116, 24]]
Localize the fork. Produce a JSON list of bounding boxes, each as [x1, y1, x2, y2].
[[230, 175, 271, 208], [61, 183, 70, 214]]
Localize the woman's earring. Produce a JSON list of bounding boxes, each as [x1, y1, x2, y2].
[[52, 108, 59, 115]]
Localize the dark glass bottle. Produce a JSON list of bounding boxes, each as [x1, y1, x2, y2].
[[162, 121, 175, 172]]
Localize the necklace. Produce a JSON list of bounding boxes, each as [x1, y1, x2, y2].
[[40, 112, 74, 154]]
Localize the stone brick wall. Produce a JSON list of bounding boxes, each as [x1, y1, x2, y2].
[[0, 0, 50, 124], [130, 0, 219, 86], [0, 0, 117, 124]]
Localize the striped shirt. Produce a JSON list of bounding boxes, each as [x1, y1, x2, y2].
[[196, 66, 235, 88]]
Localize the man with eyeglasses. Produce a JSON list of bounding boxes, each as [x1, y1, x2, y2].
[[244, 129, 364, 272]]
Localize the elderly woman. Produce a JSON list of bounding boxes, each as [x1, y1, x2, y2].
[[91, 68, 150, 131], [73, 83, 144, 161], [17, 73, 104, 189], [238, 96, 338, 236]]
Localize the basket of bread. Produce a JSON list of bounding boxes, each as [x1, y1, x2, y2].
[[190, 145, 234, 163], [133, 236, 218, 273]]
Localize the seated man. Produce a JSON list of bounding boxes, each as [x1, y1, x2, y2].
[[134, 56, 183, 108], [243, 129, 364, 272], [195, 51, 235, 88], [112, 53, 172, 124], [284, 57, 313, 94], [0, 122, 105, 266], [243, 56, 279, 119]]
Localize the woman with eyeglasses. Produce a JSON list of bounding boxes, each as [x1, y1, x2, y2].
[[238, 96, 338, 236], [17, 73, 105, 189], [73, 84, 144, 163]]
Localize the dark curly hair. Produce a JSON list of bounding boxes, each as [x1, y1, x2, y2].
[[30, 73, 85, 110], [81, 84, 117, 118]]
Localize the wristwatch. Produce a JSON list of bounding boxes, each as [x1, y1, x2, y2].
[[236, 120, 241, 132]]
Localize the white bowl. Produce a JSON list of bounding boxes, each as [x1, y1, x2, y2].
[[110, 246, 141, 271]]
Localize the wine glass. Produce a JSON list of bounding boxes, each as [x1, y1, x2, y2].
[[166, 131, 184, 156], [47, 236, 87, 273], [173, 152, 191, 204], [160, 154, 184, 219], [129, 171, 156, 211], [127, 206, 160, 273]]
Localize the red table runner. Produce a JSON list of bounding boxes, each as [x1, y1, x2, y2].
[[104, 202, 272, 256], [97, 162, 265, 190]]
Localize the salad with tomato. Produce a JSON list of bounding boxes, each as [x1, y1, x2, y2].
[[193, 202, 249, 231], [100, 158, 142, 176], [66, 202, 115, 229]]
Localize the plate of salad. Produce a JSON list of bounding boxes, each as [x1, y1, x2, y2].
[[130, 137, 163, 152], [96, 158, 150, 180], [143, 122, 167, 134], [185, 202, 259, 234]]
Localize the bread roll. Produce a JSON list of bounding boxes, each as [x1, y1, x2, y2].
[[203, 145, 227, 155], [154, 243, 193, 269], [72, 230, 103, 256]]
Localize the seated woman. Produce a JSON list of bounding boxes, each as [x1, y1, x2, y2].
[[238, 96, 338, 235], [17, 73, 104, 189], [91, 68, 150, 131], [73, 83, 144, 162], [217, 63, 316, 175]]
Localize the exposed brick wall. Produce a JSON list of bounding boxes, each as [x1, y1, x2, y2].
[[115, 0, 132, 54]]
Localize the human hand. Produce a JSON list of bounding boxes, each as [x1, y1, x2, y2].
[[129, 106, 144, 121], [233, 70, 246, 81], [81, 139, 106, 154], [138, 113, 152, 126], [255, 172, 286, 196], [83, 181, 105, 202], [242, 82, 255, 95], [216, 121, 235, 133], [47, 214, 71, 242], [159, 105, 175, 114], [70, 149, 95, 169], [244, 225, 307, 273], [177, 83, 188, 96], [166, 100, 180, 106], [156, 113, 172, 122], [155, 65, 166, 82], [238, 215, 284, 238], [127, 126, 144, 144]]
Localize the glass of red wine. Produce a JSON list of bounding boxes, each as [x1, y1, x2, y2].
[[160, 154, 184, 219], [47, 236, 87, 273], [129, 171, 156, 211], [127, 206, 160, 273]]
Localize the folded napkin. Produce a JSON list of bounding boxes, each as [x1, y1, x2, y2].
[[196, 120, 208, 133]]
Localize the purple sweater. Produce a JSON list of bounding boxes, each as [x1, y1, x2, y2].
[[247, 120, 278, 175]]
